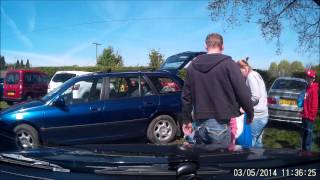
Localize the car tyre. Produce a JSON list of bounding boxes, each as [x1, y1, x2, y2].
[[14, 124, 39, 149], [147, 115, 177, 144]]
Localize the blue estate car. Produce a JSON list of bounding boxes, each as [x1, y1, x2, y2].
[[0, 52, 204, 149], [0, 71, 185, 149]]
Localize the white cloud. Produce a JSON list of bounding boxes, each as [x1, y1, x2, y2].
[[0, 7, 33, 48]]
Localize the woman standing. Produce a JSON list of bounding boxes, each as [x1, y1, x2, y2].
[[238, 59, 268, 147]]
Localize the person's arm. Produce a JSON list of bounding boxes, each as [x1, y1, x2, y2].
[[309, 88, 319, 120], [182, 70, 193, 124], [228, 61, 254, 123], [246, 73, 261, 106]]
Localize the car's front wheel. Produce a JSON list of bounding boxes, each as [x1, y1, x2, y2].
[[14, 124, 39, 149], [147, 115, 177, 144]]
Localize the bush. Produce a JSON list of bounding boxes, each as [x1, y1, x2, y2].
[[34, 66, 152, 78]]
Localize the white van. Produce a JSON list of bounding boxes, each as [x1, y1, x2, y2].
[[48, 71, 91, 93]]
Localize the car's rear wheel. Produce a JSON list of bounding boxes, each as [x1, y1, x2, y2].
[[14, 124, 39, 149], [147, 115, 177, 144]]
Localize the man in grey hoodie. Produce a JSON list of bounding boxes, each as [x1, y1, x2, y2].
[[182, 33, 254, 145]]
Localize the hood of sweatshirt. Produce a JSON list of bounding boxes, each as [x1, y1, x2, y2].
[[191, 53, 231, 73]]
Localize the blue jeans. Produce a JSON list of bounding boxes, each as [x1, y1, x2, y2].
[[302, 118, 314, 151], [251, 116, 268, 148], [189, 119, 230, 146]]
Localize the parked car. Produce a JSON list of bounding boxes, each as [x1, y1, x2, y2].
[[268, 77, 307, 123], [0, 71, 186, 149], [3, 69, 49, 105], [48, 71, 91, 93], [0, 77, 3, 101]]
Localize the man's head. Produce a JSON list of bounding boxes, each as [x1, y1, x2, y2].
[[205, 33, 224, 53]]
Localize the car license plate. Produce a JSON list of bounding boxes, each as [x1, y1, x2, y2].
[[279, 99, 297, 106], [7, 92, 15, 96]]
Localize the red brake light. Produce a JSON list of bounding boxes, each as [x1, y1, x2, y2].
[[267, 97, 276, 104]]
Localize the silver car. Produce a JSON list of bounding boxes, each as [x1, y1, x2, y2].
[[268, 77, 307, 123]]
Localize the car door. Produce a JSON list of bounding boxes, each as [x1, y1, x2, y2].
[[141, 75, 159, 121], [99, 74, 146, 140], [147, 75, 182, 117], [41, 76, 105, 144]]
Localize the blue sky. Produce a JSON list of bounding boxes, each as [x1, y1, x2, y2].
[[1, 0, 319, 69]]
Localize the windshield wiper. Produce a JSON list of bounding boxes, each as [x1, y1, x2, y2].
[[0, 153, 70, 173]]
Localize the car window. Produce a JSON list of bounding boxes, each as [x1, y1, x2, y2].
[[272, 79, 307, 91], [41, 74, 49, 84], [52, 73, 76, 83], [141, 78, 154, 96], [24, 73, 32, 84], [0, 78, 4, 84], [61, 78, 102, 105], [161, 54, 191, 70], [148, 76, 181, 94], [108, 76, 143, 99], [5, 73, 19, 84]]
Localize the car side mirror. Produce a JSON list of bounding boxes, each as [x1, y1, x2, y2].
[[53, 96, 65, 107]]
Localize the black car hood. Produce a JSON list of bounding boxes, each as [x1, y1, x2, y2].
[[1, 144, 319, 171]]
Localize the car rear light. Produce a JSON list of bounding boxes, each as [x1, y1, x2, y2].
[[267, 97, 276, 105]]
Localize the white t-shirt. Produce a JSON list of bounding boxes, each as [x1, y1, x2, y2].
[[246, 71, 268, 118]]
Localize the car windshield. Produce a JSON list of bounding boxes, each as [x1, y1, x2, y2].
[[52, 73, 76, 83], [5, 73, 19, 84], [272, 79, 307, 91], [1, 1, 320, 178]]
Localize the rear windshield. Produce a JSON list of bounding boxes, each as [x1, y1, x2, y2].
[[271, 79, 307, 91], [0, 78, 3, 84], [161, 55, 192, 70], [5, 73, 20, 84], [52, 73, 76, 83]]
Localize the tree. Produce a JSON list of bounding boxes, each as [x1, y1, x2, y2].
[[278, 60, 291, 76], [290, 61, 305, 73], [148, 49, 164, 69], [208, 0, 320, 54], [0, 55, 6, 70], [97, 46, 123, 67], [26, 59, 30, 69], [268, 62, 278, 78], [15, 60, 20, 69], [20, 60, 24, 68]]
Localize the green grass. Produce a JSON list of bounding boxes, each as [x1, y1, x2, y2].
[[263, 115, 320, 151], [0, 101, 9, 109]]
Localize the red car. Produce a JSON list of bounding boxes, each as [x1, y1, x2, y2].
[[3, 69, 49, 104]]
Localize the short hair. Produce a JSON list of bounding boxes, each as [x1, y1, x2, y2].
[[205, 33, 223, 49]]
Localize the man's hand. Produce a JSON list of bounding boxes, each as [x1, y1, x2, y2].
[[182, 122, 193, 136]]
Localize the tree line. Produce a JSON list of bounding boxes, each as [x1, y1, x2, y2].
[[96, 46, 164, 69], [0, 55, 32, 70]]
